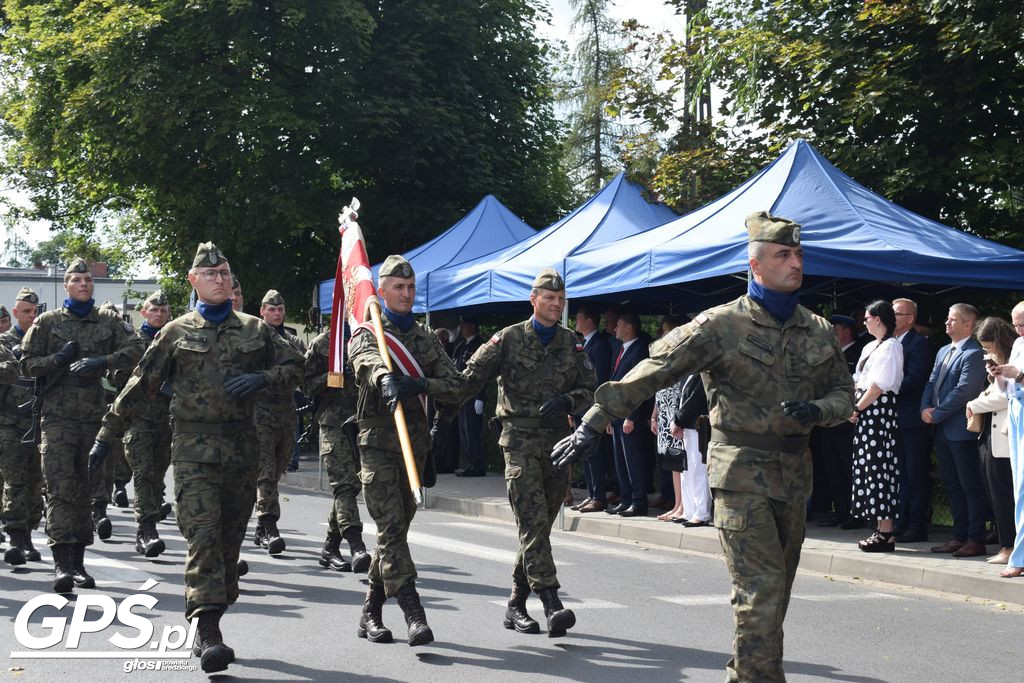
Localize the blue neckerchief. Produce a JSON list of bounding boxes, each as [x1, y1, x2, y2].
[[531, 316, 557, 346], [64, 297, 95, 318], [196, 300, 232, 325], [140, 322, 161, 338], [382, 306, 415, 333], [13, 324, 24, 338], [274, 324, 286, 336], [748, 279, 799, 323]]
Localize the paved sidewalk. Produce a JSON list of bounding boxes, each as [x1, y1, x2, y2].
[[282, 456, 1024, 606]]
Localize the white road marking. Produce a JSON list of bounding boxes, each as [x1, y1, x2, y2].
[[487, 598, 625, 609], [654, 591, 908, 606], [361, 522, 570, 565]]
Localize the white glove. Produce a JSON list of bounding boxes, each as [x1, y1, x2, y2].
[[474, 400, 484, 415]]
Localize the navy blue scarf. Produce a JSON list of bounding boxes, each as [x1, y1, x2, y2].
[[274, 324, 286, 336], [197, 300, 232, 325], [63, 297, 95, 318], [531, 316, 557, 346], [140, 322, 161, 339], [748, 280, 799, 323], [13, 324, 25, 339], [383, 306, 415, 333]]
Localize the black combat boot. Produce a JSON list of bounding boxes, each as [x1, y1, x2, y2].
[[4, 529, 27, 566], [22, 531, 41, 562], [191, 610, 235, 673], [236, 559, 249, 577], [342, 526, 371, 573], [253, 519, 266, 548], [259, 517, 285, 555], [112, 481, 129, 508], [503, 582, 540, 634], [52, 544, 75, 593], [318, 531, 352, 571], [0, 528, 5, 544], [160, 501, 173, 521], [537, 586, 575, 637], [135, 519, 166, 558], [396, 582, 434, 647], [92, 503, 112, 540], [71, 544, 95, 589], [357, 584, 393, 643]]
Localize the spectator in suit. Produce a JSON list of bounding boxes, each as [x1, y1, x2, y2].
[[453, 317, 486, 477], [922, 303, 990, 557], [605, 311, 653, 517], [891, 298, 937, 542], [571, 305, 613, 512]]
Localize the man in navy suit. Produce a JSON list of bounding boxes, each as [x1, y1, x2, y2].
[[453, 317, 486, 477], [571, 305, 613, 512], [892, 299, 936, 542], [921, 303, 989, 557], [606, 312, 653, 517]]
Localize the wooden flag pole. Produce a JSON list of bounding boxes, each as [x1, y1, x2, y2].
[[368, 300, 424, 506]]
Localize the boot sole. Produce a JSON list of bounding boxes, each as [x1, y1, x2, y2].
[[267, 538, 286, 555], [319, 557, 352, 572], [547, 609, 576, 637], [199, 644, 235, 673], [502, 617, 540, 634], [4, 548, 27, 566], [95, 519, 112, 540], [350, 552, 371, 573], [53, 575, 74, 594], [357, 626, 394, 643], [144, 540, 166, 558], [407, 626, 434, 647], [25, 551, 41, 562]]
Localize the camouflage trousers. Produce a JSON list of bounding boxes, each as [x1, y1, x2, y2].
[[320, 423, 362, 536], [714, 488, 805, 683], [0, 426, 43, 533], [360, 445, 418, 597], [174, 457, 258, 620], [254, 404, 297, 522], [39, 417, 100, 547], [124, 419, 172, 523], [88, 438, 121, 506], [502, 427, 567, 591]]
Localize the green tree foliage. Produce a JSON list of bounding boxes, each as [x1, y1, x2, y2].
[[0, 0, 568, 312]]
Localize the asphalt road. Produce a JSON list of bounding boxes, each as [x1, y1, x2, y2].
[[2, 482, 1021, 682]]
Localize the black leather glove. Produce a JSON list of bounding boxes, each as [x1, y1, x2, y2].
[[781, 400, 822, 425], [539, 394, 573, 418], [395, 375, 428, 398], [88, 440, 110, 473], [378, 373, 403, 414], [11, 345, 22, 360], [53, 340, 80, 366], [550, 423, 602, 470], [223, 372, 269, 397], [69, 355, 107, 375]]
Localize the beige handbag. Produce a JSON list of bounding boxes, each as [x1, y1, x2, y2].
[[966, 412, 983, 433]]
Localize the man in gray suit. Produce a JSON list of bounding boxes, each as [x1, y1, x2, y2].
[[921, 303, 989, 557]]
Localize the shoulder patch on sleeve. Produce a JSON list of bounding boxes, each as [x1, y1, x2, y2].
[[695, 313, 709, 326], [574, 341, 584, 352], [489, 332, 501, 344]]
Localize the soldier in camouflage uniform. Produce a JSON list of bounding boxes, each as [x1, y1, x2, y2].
[[252, 289, 306, 555], [230, 275, 244, 312], [0, 287, 43, 565], [0, 305, 9, 334], [121, 290, 174, 558], [20, 258, 145, 592], [304, 328, 371, 572], [443, 268, 596, 637], [350, 255, 463, 647], [553, 212, 855, 682], [93, 242, 302, 674]]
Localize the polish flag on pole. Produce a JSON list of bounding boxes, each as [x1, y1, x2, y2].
[[328, 199, 375, 388]]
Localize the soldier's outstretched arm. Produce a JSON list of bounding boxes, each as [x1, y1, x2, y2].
[[260, 322, 304, 391], [421, 333, 464, 404], [98, 339, 169, 442], [437, 331, 504, 420], [809, 333, 856, 426], [302, 334, 330, 398]]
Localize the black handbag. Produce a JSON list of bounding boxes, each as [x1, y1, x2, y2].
[[661, 445, 687, 472]]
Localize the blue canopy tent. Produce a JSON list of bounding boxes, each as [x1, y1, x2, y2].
[[563, 139, 1024, 310], [424, 172, 678, 313], [316, 195, 535, 313]]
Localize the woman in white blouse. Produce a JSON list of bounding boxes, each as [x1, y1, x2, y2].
[[849, 300, 904, 552]]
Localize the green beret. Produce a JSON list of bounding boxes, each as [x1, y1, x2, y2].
[[262, 289, 285, 306], [746, 210, 800, 246], [0, 305, 8, 319], [15, 287, 38, 304], [192, 241, 228, 269], [379, 255, 414, 279], [532, 267, 565, 292], [65, 256, 90, 275], [144, 290, 168, 307], [231, 275, 241, 290]]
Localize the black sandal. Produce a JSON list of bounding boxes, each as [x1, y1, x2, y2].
[[858, 531, 895, 553]]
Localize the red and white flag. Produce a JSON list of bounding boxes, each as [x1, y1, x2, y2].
[[328, 200, 376, 387]]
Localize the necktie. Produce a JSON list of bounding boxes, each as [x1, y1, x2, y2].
[[613, 347, 625, 376], [933, 345, 957, 405]]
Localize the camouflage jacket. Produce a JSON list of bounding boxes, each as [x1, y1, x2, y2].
[[304, 332, 357, 427], [98, 309, 303, 441], [350, 317, 462, 453], [21, 306, 145, 422], [0, 328, 32, 429], [581, 296, 854, 503], [127, 326, 172, 428], [257, 328, 306, 409], [449, 320, 596, 447]]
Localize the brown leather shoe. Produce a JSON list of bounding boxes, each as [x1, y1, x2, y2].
[[578, 500, 607, 513], [570, 498, 591, 512], [951, 541, 987, 558], [930, 539, 965, 554]]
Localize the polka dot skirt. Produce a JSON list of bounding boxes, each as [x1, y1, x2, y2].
[[850, 391, 900, 522]]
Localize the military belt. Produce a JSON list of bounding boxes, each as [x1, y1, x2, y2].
[[358, 416, 393, 429], [174, 420, 253, 436], [502, 416, 567, 430], [59, 375, 101, 388], [711, 428, 809, 453], [259, 394, 295, 406]]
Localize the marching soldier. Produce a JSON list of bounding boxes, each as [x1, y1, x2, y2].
[[0, 287, 43, 565], [92, 242, 303, 673], [252, 290, 306, 555], [442, 268, 596, 637], [350, 255, 463, 647], [304, 327, 371, 572], [20, 258, 144, 592], [552, 212, 854, 681]]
